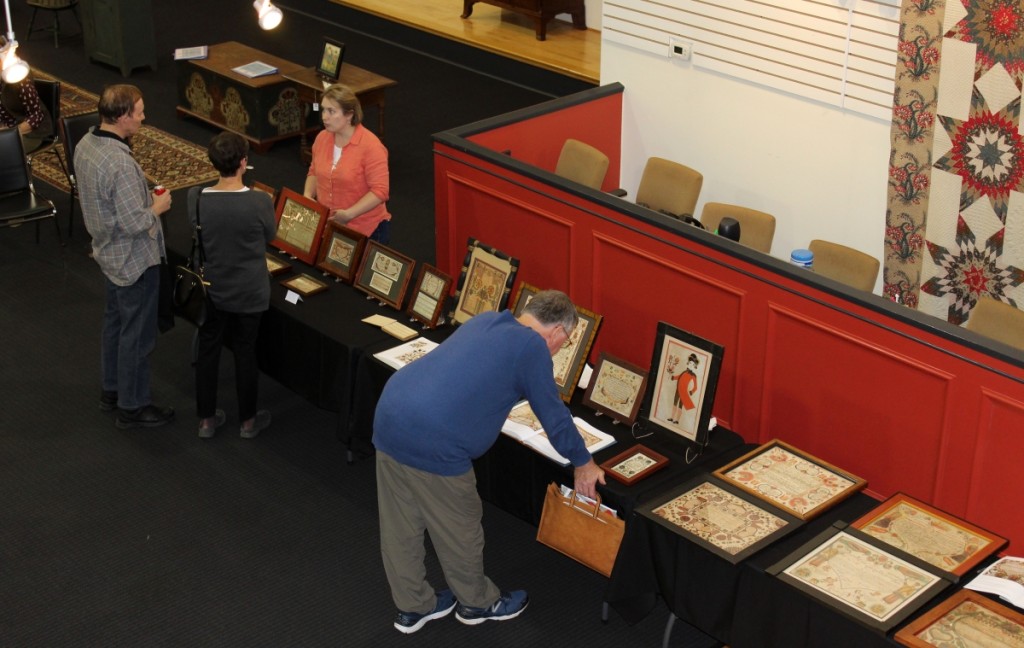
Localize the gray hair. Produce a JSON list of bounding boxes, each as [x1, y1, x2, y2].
[[523, 290, 578, 336]]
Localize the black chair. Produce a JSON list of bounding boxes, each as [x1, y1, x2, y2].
[[58, 111, 96, 238], [26, 0, 81, 48], [0, 127, 60, 244], [26, 78, 64, 175]]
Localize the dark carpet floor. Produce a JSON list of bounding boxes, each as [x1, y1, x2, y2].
[[0, 0, 718, 645]]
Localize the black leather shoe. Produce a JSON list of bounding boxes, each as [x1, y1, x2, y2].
[[100, 390, 118, 411], [116, 404, 175, 429]]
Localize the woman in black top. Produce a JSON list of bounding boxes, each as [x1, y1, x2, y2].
[[187, 132, 276, 438]]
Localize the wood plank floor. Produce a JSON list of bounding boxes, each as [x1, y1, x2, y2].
[[330, 0, 600, 84]]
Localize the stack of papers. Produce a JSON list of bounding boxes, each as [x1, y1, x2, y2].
[[373, 338, 439, 371], [966, 556, 1024, 608], [362, 314, 418, 342], [232, 61, 279, 78], [173, 46, 208, 60], [502, 401, 615, 465]]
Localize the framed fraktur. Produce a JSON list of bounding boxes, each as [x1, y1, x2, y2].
[[271, 188, 329, 265], [713, 439, 866, 521], [600, 444, 668, 485], [354, 240, 416, 310], [509, 282, 602, 403], [768, 523, 952, 632], [851, 492, 1007, 578], [315, 222, 367, 284], [641, 322, 724, 447], [450, 238, 519, 325], [406, 264, 452, 328], [582, 352, 648, 426], [641, 474, 802, 564], [895, 589, 1024, 647], [281, 273, 329, 297], [252, 181, 277, 203], [265, 252, 291, 276]]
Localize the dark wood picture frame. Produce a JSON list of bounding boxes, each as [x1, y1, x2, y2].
[[450, 238, 519, 325], [316, 37, 345, 81], [510, 282, 539, 317], [265, 252, 292, 277], [582, 352, 649, 426], [315, 222, 367, 284], [600, 444, 669, 485], [270, 187, 330, 265], [641, 474, 803, 564], [851, 491, 1008, 578], [642, 321, 724, 446], [354, 240, 416, 310], [406, 264, 453, 328], [713, 439, 867, 521], [768, 523, 952, 633], [281, 272, 329, 297], [894, 589, 1024, 647]]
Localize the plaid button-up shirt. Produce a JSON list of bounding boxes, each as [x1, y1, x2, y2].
[[76, 129, 165, 286]]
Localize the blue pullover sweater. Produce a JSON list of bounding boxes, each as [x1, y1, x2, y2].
[[372, 310, 590, 476]]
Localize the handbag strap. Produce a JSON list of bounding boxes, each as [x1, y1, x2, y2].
[[193, 191, 207, 273]]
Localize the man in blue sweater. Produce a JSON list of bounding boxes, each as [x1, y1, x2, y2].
[[373, 289, 605, 634]]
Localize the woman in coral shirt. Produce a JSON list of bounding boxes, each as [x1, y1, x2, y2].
[[304, 84, 391, 242]]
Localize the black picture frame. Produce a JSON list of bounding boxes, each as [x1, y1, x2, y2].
[[641, 474, 802, 564], [450, 238, 519, 324], [641, 322, 724, 446], [316, 37, 345, 82]]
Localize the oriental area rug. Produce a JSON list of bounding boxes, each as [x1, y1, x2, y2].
[[884, 0, 1024, 325], [32, 70, 218, 194]]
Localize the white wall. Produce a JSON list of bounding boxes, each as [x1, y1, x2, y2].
[[601, 40, 891, 291]]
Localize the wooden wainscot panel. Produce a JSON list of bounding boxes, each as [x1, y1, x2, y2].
[[589, 231, 744, 430], [442, 174, 576, 289], [760, 303, 955, 499], [963, 389, 1024, 552]]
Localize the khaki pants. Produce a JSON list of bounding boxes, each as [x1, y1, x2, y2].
[[376, 451, 500, 613]]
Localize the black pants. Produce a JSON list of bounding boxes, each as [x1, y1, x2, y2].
[[195, 303, 263, 421]]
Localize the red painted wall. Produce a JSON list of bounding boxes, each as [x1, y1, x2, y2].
[[432, 85, 1024, 551]]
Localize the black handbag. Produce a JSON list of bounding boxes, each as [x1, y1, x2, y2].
[[172, 193, 210, 327]]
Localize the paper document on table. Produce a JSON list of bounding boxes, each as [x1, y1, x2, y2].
[[966, 556, 1024, 609], [174, 46, 208, 60], [373, 338, 439, 370], [362, 314, 396, 327], [501, 401, 615, 465], [232, 61, 279, 78]]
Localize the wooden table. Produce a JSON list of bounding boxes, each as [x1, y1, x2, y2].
[[461, 0, 586, 40], [175, 42, 307, 153], [281, 65, 397, 164]]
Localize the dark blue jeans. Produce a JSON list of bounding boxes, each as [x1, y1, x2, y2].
[[101, 264, 160, 410]]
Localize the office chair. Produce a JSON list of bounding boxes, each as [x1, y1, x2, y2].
[[26, 78, 64, 176], [966, 296, 1024, 350], [0, 127, 60, 244], [26, 0, 81, 48], [808, 239, 880, 292], [699, 202, 776, 253], [59, 110, 97, 238], [634, 157, 703, 220], [554, 138, 609, 190]]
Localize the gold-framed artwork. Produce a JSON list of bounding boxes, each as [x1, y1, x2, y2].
[[510, 282, 602, 403], [713, 439, 866, 521], [271, 188, 330, 265], [406, 264, 452, 329], [769, 524, 952, 632], [265, 252, 292, 276], [641, 474, 802, 564], [582, 352, 648, 426], [450, 238, 519, 325], [281, 273, 329, 297], [315, 222, 367, 284], [894, 589, 1024, 647], [851, 492, 1008, 578], [600, 444, 669, 486], [642, 321, 724, 446], [353, 240, 416, 310]]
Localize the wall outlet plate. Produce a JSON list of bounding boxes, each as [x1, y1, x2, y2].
[[669, 38, 693, 60]]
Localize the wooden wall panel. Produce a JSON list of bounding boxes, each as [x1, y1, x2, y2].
[[760, 304, 954, 499]]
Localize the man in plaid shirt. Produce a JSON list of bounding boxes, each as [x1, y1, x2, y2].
[[76, 84, 174, 429]]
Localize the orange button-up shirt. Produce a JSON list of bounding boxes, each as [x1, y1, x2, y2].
[[307, 124, 390, 236]]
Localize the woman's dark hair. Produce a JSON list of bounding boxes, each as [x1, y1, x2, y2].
[[207, 131, 249, 177]]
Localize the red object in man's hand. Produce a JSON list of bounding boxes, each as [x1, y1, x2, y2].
[[154, 185, 166, 195]]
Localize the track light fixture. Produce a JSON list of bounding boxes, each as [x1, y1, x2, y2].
[[253, 0, 283, 30], [1, 0, 28, 83]]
